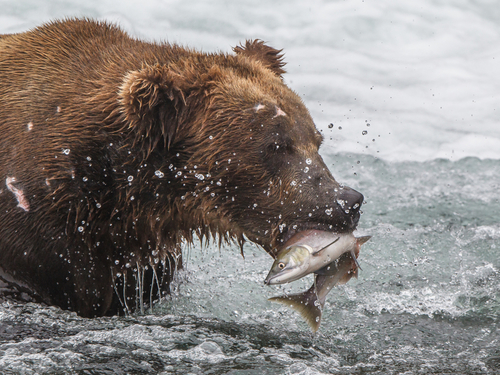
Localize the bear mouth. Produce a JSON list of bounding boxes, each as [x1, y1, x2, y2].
[[278, 211, 361, 248], [276, 222, 348, 252], [279, 224, 327, 246]]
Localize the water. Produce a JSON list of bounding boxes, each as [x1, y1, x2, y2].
[[1, 1, 500, 374], [1, 155, 498, 374]]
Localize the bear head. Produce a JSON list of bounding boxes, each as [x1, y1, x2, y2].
[[116, 39, 364, 257]]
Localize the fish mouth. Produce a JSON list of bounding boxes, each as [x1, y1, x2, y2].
[[264, 264, 307, 286], [264, 273, 283, 285]]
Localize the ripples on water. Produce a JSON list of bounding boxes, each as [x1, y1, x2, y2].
[[1, 155, 499, 374]]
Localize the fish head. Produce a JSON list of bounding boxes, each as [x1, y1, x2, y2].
[[264, 244, 311, 285]]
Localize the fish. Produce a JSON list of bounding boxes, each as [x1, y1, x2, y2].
[[264, 230, 368, 285], [268, 235, 370, 332]]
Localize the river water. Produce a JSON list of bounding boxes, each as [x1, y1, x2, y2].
[[1, 0, 499, 374]]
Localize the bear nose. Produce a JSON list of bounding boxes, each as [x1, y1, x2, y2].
[[337, 187, 364, 215]]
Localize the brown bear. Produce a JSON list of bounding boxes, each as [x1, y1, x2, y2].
[[0, 19, 364, 317]]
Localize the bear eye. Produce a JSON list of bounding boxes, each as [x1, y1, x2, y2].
[[265, 138, 294, 155], [278, 262, 285, 270]]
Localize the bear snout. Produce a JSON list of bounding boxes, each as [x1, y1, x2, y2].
[[300, 184, 364, 234], [336, 187, 364, 215], [334, 186, 363, 230]]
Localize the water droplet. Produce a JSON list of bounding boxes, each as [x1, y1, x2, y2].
[[77, 226, 84, 232], [86, 156, 92, 161], [304, 167, 309, 173], [209, 135, 213, 140], [96, 203, 101, 208], [82, 177, 88, 182], [127, 175, 134, 182], [305, 158, 312, 165], [362, 130, 368, 135], [328, 123, 333, 129], [155, 170, 164, 178], [62, 148, 70, 155], [195, 173, 204, 180], [291, 180, 297, 186]]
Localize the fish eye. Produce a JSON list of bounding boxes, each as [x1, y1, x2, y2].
[[278, 262, 285, 270]]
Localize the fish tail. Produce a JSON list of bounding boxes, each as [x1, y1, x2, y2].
[[356, 236, 371, 246], [352, 235, 371, 270], [269, 286, 323, 332]]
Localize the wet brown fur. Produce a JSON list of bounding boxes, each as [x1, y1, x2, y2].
[[0, 19, 363, 317]]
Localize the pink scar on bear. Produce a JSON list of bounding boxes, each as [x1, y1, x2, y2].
[[5, 176, 30, 212], [254, 103, 266, 112], [274, 106, 287, 118]]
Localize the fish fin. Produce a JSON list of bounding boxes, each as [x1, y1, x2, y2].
[[269, 286, 323, 332], [356, 236, 371, 245], [337, 267, 358, 285], [350, 249, 362, 270]]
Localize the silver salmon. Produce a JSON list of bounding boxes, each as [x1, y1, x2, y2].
[[268, 232, 370, 332], [264, 230, 368, 285]]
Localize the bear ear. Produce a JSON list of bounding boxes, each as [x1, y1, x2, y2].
[[233, 40, 286, 77], [120, 64, 186, 150]]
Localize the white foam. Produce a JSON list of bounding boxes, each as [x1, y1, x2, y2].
[[359, 286, 463, 318]]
